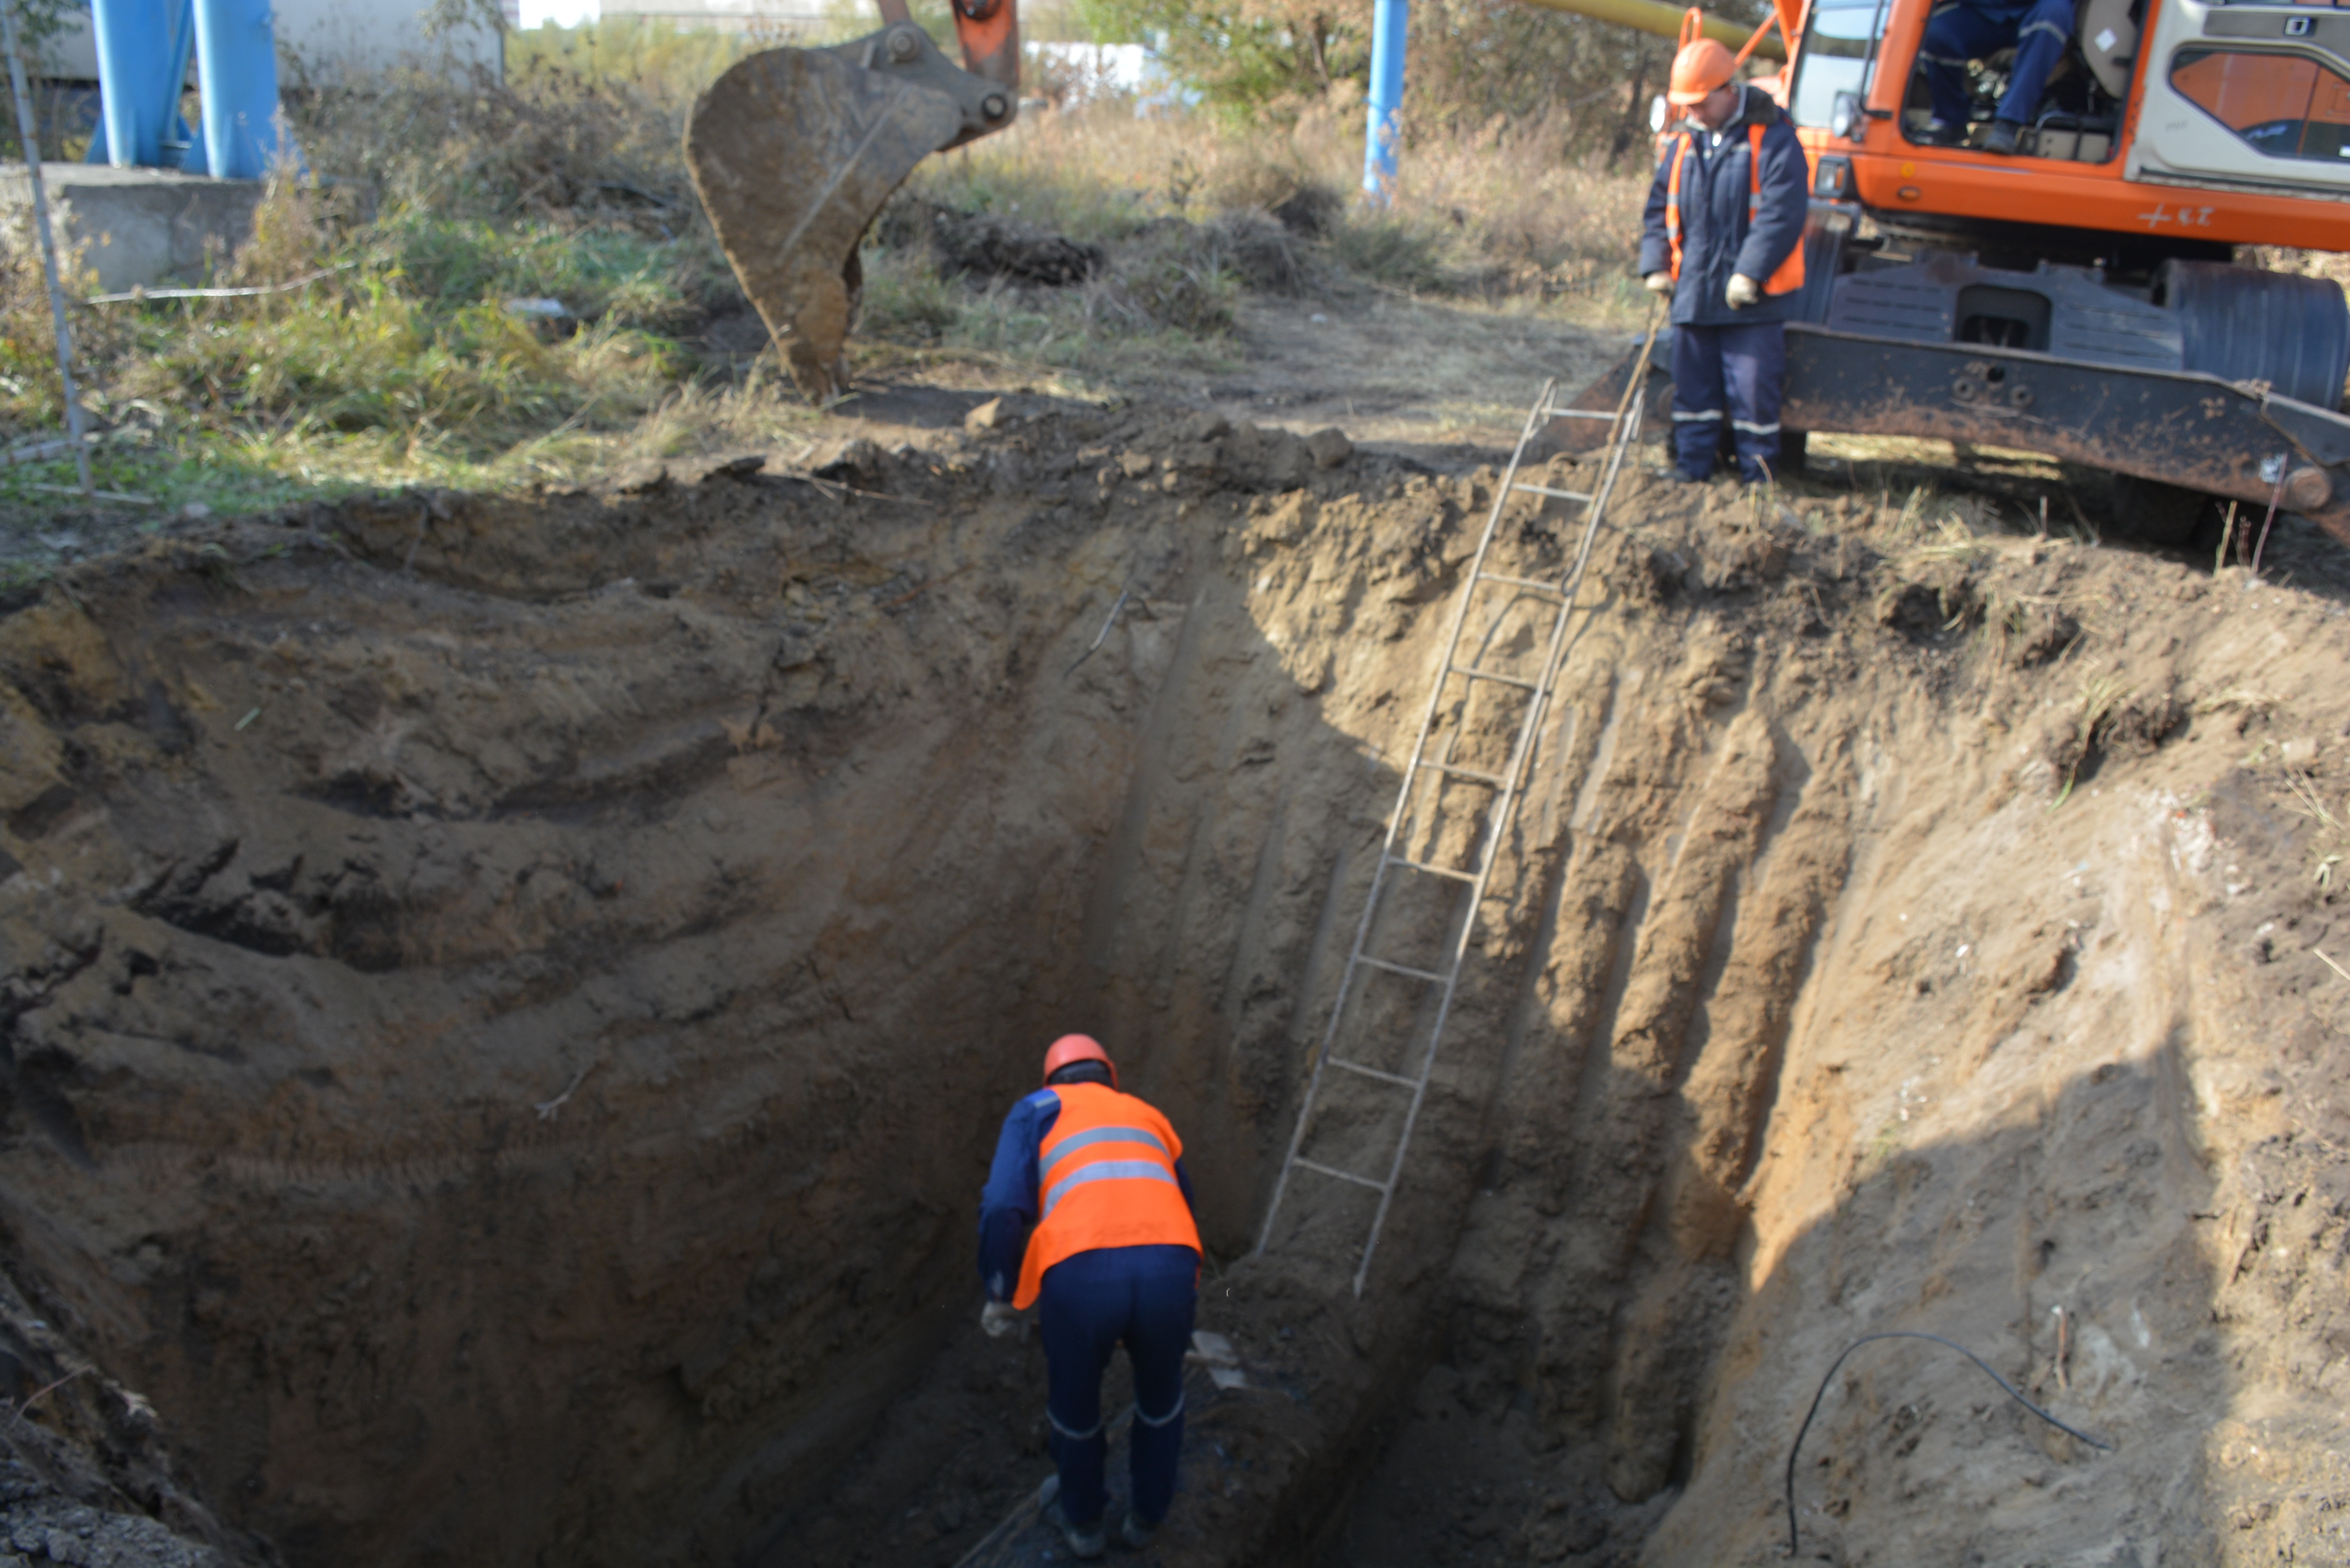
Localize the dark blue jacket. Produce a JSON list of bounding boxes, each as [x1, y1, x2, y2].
[[977, 1087, 1199, 1303], [1638, 86, 1811, 327]]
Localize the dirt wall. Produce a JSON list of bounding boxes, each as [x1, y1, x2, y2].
[[2, 410, 2346, 1567], [744, 445, 2350, 1568]]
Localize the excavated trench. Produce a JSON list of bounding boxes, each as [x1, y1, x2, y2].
[[1, 409, 2346, 1568]]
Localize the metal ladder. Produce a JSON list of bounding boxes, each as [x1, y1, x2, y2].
[[1253, 329, 1659, 1295]]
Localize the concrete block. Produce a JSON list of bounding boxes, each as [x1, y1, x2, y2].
[[0, 164, 263, 293]]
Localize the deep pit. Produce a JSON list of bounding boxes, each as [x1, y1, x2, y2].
[[1, 409, 2346, 1568]]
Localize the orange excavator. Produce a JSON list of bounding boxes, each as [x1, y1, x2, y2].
[[688, 0, 2350, 547]]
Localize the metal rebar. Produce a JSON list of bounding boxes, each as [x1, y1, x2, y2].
[[1064, 585, 1132, 677], [1, 7, 93, 501]]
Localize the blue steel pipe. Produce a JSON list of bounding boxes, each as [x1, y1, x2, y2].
[[90, 0, 182, 167], [192, 0, 281, 179], [1362, 0, 1408, 201]]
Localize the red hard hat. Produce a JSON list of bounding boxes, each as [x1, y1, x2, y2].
[[1041, 1033, 1117, 1089]]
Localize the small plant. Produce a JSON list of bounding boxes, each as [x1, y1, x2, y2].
[[1913, 515, 1987, 564], [859, 257, 962, 342], [2284, 770, 2343, 834], [1880, 482, 1934, 542], [1115, 248, 1237, 335], [2051, 671, 2133, 809]]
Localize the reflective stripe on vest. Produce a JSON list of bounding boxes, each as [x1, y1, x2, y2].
[[1041, 1123, 1171, 1184], [1013, 1082, 1202, 1309], [1044, 1157, 1182, 1218], [1665, 123, 1805, 297]]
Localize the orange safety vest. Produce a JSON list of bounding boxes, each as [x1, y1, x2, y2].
[[1013, 1082, 1201, 1309], [1665, 121, 1806, 297]]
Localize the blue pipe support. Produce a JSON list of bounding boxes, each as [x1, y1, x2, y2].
[[164, 0, 207, 175], [85, 0, 210, 170], [1362, 0, 1407, 202], [90, 0, 181, 167], [192, 0, 281, 179]]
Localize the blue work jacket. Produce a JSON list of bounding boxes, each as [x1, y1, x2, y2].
[[1637, 86, 1811, 327], [977, 1087, 1199, 1304]]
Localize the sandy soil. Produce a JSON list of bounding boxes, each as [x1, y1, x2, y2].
[[820, 284, 1642, 466], [0, 364, 2345, 1568], [1206, 294, 1637, 453]]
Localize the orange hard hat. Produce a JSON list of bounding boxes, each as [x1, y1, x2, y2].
[[1041, 1033, 1117, 1089], [1668, 36, 1737, 105]]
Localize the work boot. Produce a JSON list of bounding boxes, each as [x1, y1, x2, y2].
[[1044, 1499, 1107, 1560], [1982, 118, 2023, 154], [1120, 1511, 1159, 1550]]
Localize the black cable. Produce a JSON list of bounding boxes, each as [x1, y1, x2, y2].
[[1784, 1331, 2115, 1558]]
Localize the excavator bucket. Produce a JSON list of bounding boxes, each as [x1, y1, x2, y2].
[[685, 23, 1015, 402]]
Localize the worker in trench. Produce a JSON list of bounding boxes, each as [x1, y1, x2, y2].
[[977, 1034, 1203, 1560], [1918, 0, 2077, 154], [1639, 22, 1809, 487]]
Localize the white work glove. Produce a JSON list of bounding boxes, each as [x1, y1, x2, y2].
[[1643, 270, 1675, 295], [1725, 273, 1762, 309], [981, 1299, 1020, 1338]]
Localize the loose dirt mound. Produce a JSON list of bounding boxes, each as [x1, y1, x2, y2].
[[0, 410, 2344, 1567]]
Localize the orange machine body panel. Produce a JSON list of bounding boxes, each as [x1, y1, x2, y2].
[[1783, 0, 2350, 254]]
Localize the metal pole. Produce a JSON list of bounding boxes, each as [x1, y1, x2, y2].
[[192, 0, 282, 179], [1362, 0, 1407, 202], [2, 3, 94, 500]]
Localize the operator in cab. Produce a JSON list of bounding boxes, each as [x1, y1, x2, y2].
[[1918, 0, 2076, 153], [1639, 23, 1809, 487]]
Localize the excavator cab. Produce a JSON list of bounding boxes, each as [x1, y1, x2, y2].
[[684, 0, 1022, 401], [1787, 0, 2138, 161], [1551, 0, 2350, 545]]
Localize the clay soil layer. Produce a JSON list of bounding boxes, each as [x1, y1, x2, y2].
[[1, 409, 2346, 1567]]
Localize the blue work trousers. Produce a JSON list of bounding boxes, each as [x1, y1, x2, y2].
[[1039, 1243, 1198, 1528], [1671, 321, 1787, 483], [1923, 0, 2076, 127]]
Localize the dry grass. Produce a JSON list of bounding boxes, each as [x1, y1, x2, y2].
[[845, 95, 1648, 395], [904, 99, 1647, 302], [0, 35, 1649, 525]]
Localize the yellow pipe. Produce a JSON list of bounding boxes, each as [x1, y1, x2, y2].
[[1514, 0, 1790, 62]]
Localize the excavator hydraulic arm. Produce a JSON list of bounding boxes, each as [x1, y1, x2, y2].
[[685, 0, 1020, 401]]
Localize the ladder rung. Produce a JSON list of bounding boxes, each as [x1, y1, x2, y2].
[[1414, 758, 1507, 786], [1512, 483, 1593, 503], [1542, 408, 1618, 421], [1389, 856, 1478, 882], [1474, 572, 1567, 597], [1330, 1057, 1420, 1088], [1293, 1155, 1391, 1191], [1357, 955, 1446, 984], [1449, 663, 1539, 691]]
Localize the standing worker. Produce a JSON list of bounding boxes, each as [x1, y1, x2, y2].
[[1639, 15, 1810, 486], [977, 1034, 1203, 1560], [1918, 0, 2077, 153]]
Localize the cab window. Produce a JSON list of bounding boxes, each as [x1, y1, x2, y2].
[[2171, 47, 2350, 160], [1791, 0, 1888, 129]]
